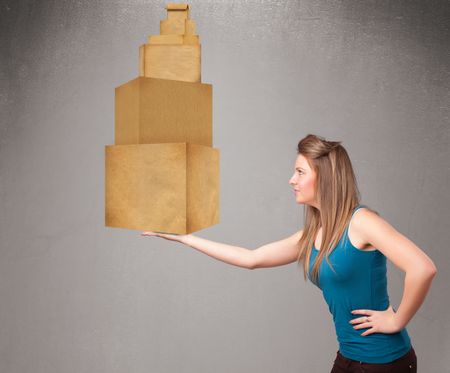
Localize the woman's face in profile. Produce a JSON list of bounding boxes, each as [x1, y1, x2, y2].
[[289, 154, 317, 207]]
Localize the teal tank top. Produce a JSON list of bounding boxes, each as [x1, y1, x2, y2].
[[308, 204, 412, 363]]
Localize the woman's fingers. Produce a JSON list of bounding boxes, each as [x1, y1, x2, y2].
[[141, 231, 184, 242]]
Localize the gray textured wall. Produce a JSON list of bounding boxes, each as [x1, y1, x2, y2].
[[1, 1, 449, 372]]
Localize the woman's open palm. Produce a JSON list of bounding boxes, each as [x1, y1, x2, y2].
[[141, 231, 187, 243]]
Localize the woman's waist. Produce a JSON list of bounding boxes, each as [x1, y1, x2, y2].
[[337, 344, 414, 364], [334, 317, 410, 339]]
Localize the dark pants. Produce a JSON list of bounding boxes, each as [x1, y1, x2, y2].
[[330, 346, 417, 373]]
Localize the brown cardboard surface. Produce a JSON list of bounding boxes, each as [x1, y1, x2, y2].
[[185, 19, 196, 35], [139, 44, 201, 83], [166, 3, 189, 11], [148, 34, 199, 45], [166, 10, 189, 22], [105, 143, 219, 234], [187, 143, 220, 232], [115, 76, 212, 147]]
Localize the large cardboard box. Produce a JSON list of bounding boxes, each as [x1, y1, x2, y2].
[[105, 143, 219, 234]]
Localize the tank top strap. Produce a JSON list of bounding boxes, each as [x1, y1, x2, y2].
[[338, 205, 366, 250], [344, 204, 368, 234], [352, 204, 368, 216]]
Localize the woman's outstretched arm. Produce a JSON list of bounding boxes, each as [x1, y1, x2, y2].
[[141, 230, 303, 270], [182, 234, 254, 269]]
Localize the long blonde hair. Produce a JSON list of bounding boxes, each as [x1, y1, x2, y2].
[[295, 134, 378, 285]]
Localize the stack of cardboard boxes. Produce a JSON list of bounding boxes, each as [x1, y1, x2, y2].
[[105, 3, 219, 234]]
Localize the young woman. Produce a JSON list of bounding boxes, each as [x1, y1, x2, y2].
[[141, 133, 437, 372]]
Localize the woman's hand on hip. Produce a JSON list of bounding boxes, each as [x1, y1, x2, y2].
[[349, 304, 402, 336]]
